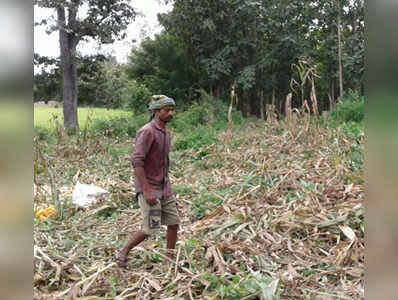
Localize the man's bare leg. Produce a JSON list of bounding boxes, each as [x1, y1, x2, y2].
[[166, 224, 178, 259], [116, 231, 149, 267]]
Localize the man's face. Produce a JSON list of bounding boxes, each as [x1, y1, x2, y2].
[[156, 106, 174, 123]]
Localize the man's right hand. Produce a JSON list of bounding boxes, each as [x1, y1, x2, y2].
[[143, 188, 157, 206]]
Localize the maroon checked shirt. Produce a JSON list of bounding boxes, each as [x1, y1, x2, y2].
[[131, 120, 173, 199]]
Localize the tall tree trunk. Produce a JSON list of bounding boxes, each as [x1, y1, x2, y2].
[[228, 82, 236, 126], [215, 85, 221, 100], [260, 89, 264, 120], [329, 80, 335, 111], [272, 87, 275, 106], [245, 90, 252, 116], [337, 0, 344, 98], [58, 7, 79, 129]]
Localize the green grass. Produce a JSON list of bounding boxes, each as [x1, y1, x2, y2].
[[34, 107, 132, 129]]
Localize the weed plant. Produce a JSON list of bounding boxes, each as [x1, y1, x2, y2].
[[329, 90, 364, 124]]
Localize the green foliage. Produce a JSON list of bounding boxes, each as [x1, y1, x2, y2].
[[171, 89, 243, 131], [126, 33, 201, 105], [35, 0, 136, 44], [34, 0, 364, 121], [157, 0, 363, 116], [351, 204, 364, 232], [171, 103, 211, 131], [34, 126, 52, 141], [99, 62, 132, 109], [106, 276, 118, 297], [34, 71, 61, 103], [191, 192, 222, 220], [329, 91, 364, 124], [121, 81, 151, 113], [170, 90, 243, 152], [78, 59, 151, 110], [236, 65, 256, 91], [203, 272, 280, 299], [77, 55, 106, 106], [34, 54, 140, 109], [341, 121, 364, 139], [174, 126, 218, 152], [89, 114, 148, 139], [66, 126, 78, 137], [35, 0, 137, 127]]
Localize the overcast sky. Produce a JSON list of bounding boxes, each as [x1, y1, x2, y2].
[[34, 1, 173, 64]]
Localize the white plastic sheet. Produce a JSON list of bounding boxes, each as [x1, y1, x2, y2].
[[72, 181, 109, 208]]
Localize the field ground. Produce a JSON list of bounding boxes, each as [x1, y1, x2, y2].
[[34, 107, 133, 129], [34, 109, 364, 299]]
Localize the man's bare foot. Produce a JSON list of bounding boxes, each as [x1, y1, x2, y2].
[[115, 252, 128, 268], [166, 251, 175, 262]]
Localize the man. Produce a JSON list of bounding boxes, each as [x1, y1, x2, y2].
[[115, 95, 180, 268]]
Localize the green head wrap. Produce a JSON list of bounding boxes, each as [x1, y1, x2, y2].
[[149, 95, 175, 111]]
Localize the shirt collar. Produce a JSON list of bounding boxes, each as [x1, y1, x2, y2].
[[151, 119, 167, 133]]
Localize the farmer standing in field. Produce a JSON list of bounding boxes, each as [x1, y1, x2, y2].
[[115, 95, 180, 268]]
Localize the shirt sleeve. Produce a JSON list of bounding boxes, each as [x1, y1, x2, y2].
[[131, 128, 154, 168]]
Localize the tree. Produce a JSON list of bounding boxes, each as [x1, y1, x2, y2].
[[312, 0, 364, 110], [34, 0, 136, 128], [34, 54, 62, 102], [159, 0, 313, 114], [126, 33, 201, 107], [157, 0, 364, 117], [337, 0, 344, 98], [77, 54, 108, 107]]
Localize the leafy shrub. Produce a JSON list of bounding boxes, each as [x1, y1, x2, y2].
[[191, 193, 223, 220], [341, 121, 364, 139], [173, 126, 218, 151], [171, 103, 211, 131], [329, 91, 364, 124], [121, 81, 152, 114], [198, 89, 244, 127], [66, 126, 78, 136], [170, 89, 243, 133], [34, 126, 52, 141], [89, 114, 148, 139], [203, 272, 280, 299]]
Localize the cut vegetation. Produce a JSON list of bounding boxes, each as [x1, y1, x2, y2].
[[34, 102, 364, 299]]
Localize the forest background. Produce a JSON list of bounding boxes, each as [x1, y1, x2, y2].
[[33, 0, 364, 299], [34, 0, 364, 123]]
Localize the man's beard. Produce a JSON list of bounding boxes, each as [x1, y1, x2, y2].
[[163, 116, 173, 123]]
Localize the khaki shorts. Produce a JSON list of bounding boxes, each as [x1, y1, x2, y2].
[[138, 194, 180, 235]]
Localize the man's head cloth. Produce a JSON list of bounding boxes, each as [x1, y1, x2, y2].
[[149, 95, 175, 111]]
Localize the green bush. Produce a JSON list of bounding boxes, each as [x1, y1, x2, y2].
[[170, 89, 243, 133], [34, 126, 52, 141], [341, 121, 364, 139], [191, 193, 223, 220], [203, 272, 280, 299], [89, 114, 148, 139], [173, 126, 218, 151], [171, 103, 211, 131], [122, 81, 152, 114], [329, 91, 364, 124], [199, 89, 244, 127]]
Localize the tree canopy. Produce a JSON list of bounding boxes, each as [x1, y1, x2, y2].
[[34, 0, 364, 119], [156, 0, 364, 116], [34, 0, 136, 128]]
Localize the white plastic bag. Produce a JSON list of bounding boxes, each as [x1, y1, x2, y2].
[[72, 181, 109, 208]]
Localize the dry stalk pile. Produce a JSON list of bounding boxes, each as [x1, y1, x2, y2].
[[34, 118, 364, 299]]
